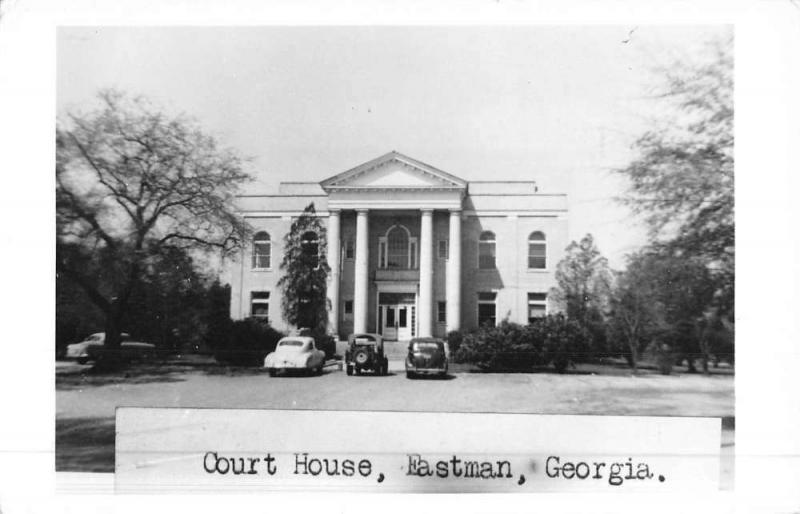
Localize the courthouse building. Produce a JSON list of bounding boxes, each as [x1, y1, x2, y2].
[[229, 151, 569, 340]]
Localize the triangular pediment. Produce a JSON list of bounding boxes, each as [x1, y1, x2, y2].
[[321, 151, 466, 191]]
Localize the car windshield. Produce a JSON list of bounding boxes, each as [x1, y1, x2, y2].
[[412, 342, 442, 351], [279, 340, 304, 347]]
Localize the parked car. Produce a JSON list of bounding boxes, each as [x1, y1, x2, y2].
[[345, 333, 389, 376], [405, 337, 449, 378], [65, 332, 156, 364], [264, 336, 326, 376]]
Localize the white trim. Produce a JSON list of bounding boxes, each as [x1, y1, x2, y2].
[[375, 282, 419, 293], [463, 211, 564, 217], [327, 199, 463, 210], [527, 292, 549, 320]]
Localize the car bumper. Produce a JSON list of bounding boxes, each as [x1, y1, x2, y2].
[[266, 361, 308, 369], [406, 367, 447, 375]]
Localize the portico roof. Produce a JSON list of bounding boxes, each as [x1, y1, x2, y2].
[[320, 151, 467, 192]]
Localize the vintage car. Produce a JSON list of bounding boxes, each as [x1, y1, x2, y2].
[[345, 333, 389, 376], [405, 337, 449, 378], [264, 336, 326, 376], [65, 332, 156, 364]]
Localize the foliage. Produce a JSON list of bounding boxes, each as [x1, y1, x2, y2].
[[551, 233, 613, 358], [455, 316, 588, 373], [277, 203, 331, 333], [57, 253, 232, 357], [123, 247, 212, 352], [609, 248, 719, 372], [446, 330, 464, 360], [308, 329, 336, 360], [214, 318, 285, 366], [203, 280, 234, 353], [56, 89, 251, 367], [615, 35, 733, 318]]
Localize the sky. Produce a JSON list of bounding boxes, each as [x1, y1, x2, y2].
[[57, 25, 731, 269]]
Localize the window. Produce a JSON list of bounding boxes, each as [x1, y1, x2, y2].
[[528, 231, 546, 269], [344, 239, 354, 260], [344, 300, 353, 316], [438, 240, 449, 260], [250, 291, 270, 321], [437, 301, 447, 323], [477, 292, 497, 327], [386, 226, 408, 268], [252, 232, 271, 269], [478, 231, 496, 269], [378, 225, 418, 269], [301, 231, 320, 268], [528, 293, 547, 323]]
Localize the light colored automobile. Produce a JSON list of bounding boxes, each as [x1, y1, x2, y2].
[[264, 336, 326, 376], [65, 332, 155, 364]]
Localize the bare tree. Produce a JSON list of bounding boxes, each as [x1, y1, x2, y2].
[[56, 89, 251, 368]]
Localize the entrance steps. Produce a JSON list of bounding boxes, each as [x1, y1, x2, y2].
[[383, 341, 410, 359]]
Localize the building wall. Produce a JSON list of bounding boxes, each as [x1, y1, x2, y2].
[[231, 198, 568, 338]]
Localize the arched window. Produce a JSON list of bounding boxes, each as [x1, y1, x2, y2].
[[528, 231, 546, 269], [478, 231, 496, 269], [378, 225, 417, 269], [301, 231, 320, 268], [252, 231, 271, 269]]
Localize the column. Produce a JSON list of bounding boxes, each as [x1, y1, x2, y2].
[[353, 209, 369, 334], [418, 209, 434, 337], [446, 209, 461, 332], [326, 209, 341, 337]]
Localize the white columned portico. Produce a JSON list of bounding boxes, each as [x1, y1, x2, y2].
[[446, 209, 461, 332], [326, 209, 341, 336], [418, 209, 434, 337], [354, 209, 369, 334]]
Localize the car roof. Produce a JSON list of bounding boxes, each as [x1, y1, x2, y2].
[[349, 333, 382, 342]]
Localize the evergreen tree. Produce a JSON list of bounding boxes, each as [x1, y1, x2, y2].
[[277, 203, 331, 332]]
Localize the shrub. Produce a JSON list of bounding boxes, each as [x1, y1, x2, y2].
[[214, 318, 285, 366], [456, 321, 546, 371], [446, 330, 464, 360], [309, 329, 336, 360], [538, 314, 589, 373], [455, 316, 588, 373]]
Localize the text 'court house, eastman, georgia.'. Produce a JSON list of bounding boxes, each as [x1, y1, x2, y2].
[[228, 151, 568, 340]]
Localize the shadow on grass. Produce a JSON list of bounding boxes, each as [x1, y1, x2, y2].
[[56, 416, 115, 473], [56, 361, 274, 389]]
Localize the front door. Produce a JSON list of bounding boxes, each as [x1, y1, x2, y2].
[[380, 304, 414, 341]]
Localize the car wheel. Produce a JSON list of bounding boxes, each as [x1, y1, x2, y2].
[[355, 367, 361, 376], [346, 364, 353, 376], [317, 365, 323, 375], [406, 371, 414, 379], [77, 357, 88, 365], [268, 369, 276, 377]]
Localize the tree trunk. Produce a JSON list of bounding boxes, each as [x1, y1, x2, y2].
[[92, 300, 126, 373], [629, 338, 639, 374]]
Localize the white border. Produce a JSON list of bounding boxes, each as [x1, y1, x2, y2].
[[1, 1, 799, 513]]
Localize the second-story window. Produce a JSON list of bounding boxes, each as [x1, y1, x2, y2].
[[252, 231, 271, 269], [478, 231, 496, 269]]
